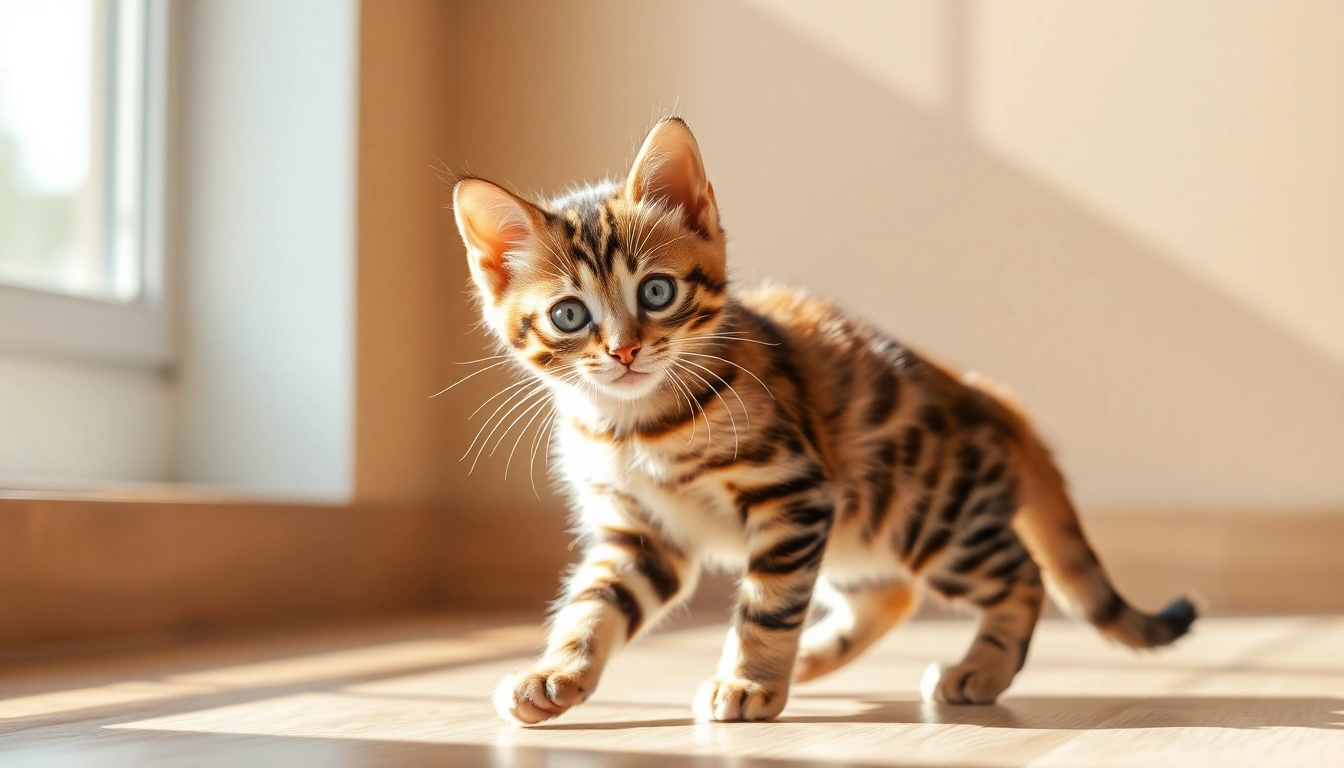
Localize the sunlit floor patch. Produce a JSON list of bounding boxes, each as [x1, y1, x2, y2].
[[4, 617, 1343, 767]]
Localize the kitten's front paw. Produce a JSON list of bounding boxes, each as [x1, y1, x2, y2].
[[494, 663, 595, 725], [693, 677, 786, 722]]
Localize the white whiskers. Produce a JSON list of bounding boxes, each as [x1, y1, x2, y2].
[[670, 360, 739, 459], [429, 359, 512, 398], [679, 350, 776, 401]]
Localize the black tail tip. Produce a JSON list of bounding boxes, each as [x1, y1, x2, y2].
[[1157, 596, 1198, 639]]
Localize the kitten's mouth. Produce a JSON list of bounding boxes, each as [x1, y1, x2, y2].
[[610, 368, 650, 386]]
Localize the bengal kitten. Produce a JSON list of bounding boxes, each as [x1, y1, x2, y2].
[[452, 118, 1196, 724]]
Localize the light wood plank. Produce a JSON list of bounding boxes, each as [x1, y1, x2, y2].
[[2, 615, 1341, 766]]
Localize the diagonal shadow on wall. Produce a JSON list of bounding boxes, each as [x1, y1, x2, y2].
[[440, 0, 1344, 605], [448, 0, 1344, 509]]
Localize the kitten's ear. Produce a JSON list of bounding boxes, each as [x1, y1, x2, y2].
[[624, 118, 718, 236], [453, 178, 544, 301]]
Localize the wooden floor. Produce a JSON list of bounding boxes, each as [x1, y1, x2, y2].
[[1, 614, 1341, 767]]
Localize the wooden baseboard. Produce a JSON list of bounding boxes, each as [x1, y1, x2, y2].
[[443, 508, 1344, 617], [0, 498, 442, 650], [4, 497, 1340, 653]]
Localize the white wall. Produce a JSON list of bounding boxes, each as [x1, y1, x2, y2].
[[0, 355, 172, 485], [175, 0, 357, 499], [2, 1, 360, 498], [450, 0, 1344, 511]]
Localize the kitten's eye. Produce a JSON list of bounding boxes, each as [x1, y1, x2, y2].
[[549, 299, 590, 332], [639, 276, 676, 310]]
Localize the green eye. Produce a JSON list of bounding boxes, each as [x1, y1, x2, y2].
[[639, 276, 676, 310], [549, 299, 590, 332]]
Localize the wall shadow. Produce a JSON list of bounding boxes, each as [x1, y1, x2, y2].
[[446, 0, 1344, 524]]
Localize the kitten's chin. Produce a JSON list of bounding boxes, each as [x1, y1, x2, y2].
[[597, 369, 664, 401]]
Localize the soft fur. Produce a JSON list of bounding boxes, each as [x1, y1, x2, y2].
[[452, 118, 1196, 724]]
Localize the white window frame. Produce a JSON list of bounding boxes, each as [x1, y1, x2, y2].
[[0, 0, 172, 369]]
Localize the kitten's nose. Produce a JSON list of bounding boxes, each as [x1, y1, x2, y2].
[[609, 341, 640, 366]]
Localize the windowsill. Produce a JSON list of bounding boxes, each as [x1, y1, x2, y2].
[[0, 284, 171, 370], [0, 479, 347, 506]]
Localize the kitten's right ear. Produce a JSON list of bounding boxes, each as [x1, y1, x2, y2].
[[453, 179, 544, 301]]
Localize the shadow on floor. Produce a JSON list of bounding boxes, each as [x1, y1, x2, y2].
[[537, 694, 1344, 732]]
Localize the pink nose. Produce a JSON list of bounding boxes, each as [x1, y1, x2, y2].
[[609, 342, 640, 366]]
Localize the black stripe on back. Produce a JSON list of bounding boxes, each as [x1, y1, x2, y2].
[[946, 534, 1014, 574], [864, 367, 900, 427], [901, 426, 923, 470], [987, 551, 1032, 579], [918, 404, 948, 435], [965, 483, 1017, 520], [825, 363, 855, 425], [909, 526, 952, 572], [864, 438, 900, 535], [980, 461, 1005, 485], [899, 493, 932, 559], [956, 444, 984, 474], [937, 474, 977, 525]]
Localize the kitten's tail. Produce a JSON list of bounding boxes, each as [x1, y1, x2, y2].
[[966, 375, 1197, 649]]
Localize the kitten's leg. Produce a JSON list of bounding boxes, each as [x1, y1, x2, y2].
[[794, 577, 918, 682], [496, 525, 696, 724], [694, 483, 833, 722], [927, 555, 1045, 705]]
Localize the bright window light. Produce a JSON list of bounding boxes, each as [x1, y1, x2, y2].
[[0, 0, 148, 303]]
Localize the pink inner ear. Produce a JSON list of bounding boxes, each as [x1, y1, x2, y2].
[[455, 181, 535, 298], [658, 156, 707, 221], [627, 121, 713, 234], [472, 230, 512, 297], [475, 217, 534, 297], [638, 154, 710, 234]]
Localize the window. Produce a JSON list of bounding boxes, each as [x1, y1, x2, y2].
[[0, 0, 169, 366]]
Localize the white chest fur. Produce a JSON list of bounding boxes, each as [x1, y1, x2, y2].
[[554, 422, 750, 570]]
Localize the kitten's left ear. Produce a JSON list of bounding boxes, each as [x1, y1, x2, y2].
[[624, 117, 718, 236], [453, 178, 546, 302]]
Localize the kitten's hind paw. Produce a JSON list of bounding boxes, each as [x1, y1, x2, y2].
[[919, 661, 1010, 705]]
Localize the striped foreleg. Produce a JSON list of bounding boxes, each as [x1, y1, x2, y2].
[[495, 523, 695, 724], [695, 482, 834, 721]]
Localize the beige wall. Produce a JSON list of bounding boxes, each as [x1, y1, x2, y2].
[[438, 0, 1344, 514], [354, 0, 462, 504]]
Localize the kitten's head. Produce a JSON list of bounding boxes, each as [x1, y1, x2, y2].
[[453, 118, 729, 404]]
